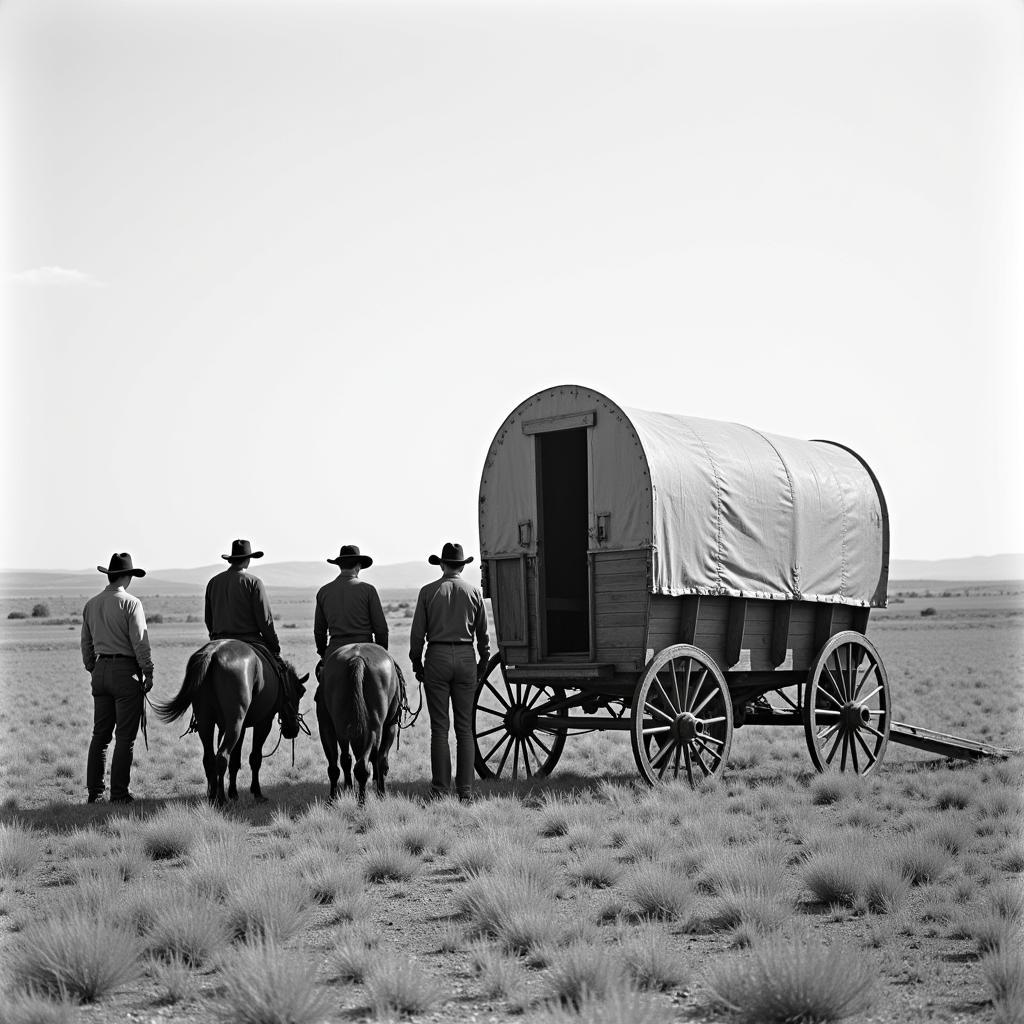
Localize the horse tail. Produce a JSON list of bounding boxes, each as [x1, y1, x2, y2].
[[391, 658, 407, 714], [342, 656, 369, 742], [152, 644, 217, 724]]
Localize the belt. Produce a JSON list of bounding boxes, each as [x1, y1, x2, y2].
[[429, 641, 473, 646], [96, 653, 136, 660]]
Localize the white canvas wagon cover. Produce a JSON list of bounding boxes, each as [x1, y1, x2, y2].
[[479, 386, 889, 607]]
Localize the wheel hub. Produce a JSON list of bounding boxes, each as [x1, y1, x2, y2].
[[840, 701, 870, 730], [671, 712, 705, 742], [505, 705, 532, 738]]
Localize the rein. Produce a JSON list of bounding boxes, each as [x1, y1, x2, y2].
[[396, 675, 423, 750]]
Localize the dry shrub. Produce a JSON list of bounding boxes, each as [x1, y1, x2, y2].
[[360, 840, 421, 883], [568, 849, 622, 889], [695, 839, 791, 897], [145, 890, 229, 965], [620, 862, 694, 922], [617, 927, 689, 991], [0, 992, 77, 1024], [529, 985, 675, 1024], [981, 944, 1024, 1024], [545, 941, 630, 1008], [887, 835, 954, 886], [800, 842, 881, 908], [330, 933, 377, 984], [186, 835, 251, 901], [7, 911, 144, 1002], [363, 954, 447, 1017], [705, 933, 876, 1023], [225, 864, 312, 943], [0, 821, 44, 880], [467, 938, 527, 998], [140, 806, 201, 860], [217, 937, 331, 1024], [150, 952, 194, 1005]]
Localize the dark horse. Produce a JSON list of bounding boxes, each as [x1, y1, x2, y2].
[[317, 643, 404, 803], [154, 640, 308, 804]]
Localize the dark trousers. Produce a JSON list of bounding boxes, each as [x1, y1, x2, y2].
[[424, 644, 477, 797], [87, 659, 143, 800]]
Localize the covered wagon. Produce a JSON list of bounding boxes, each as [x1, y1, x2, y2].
[[474, 384, 892, 785]]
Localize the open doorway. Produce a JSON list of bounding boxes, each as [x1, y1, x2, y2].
[[537, 427, 590, 655]]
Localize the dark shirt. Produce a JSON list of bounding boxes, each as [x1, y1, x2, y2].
[[314, 572, 389, 657], [81, 584, 154, 673], [204, 567, 280, 655], [409, 571, 490, 669]]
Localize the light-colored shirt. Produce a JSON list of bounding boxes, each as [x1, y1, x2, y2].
[[314, 572, 389, 656], [204, 567, 280, 654], [81, 584, 153, 673], [409, 571, 490, 667]]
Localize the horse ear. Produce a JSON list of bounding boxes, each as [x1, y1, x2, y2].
[[299, 673, 310, 683]]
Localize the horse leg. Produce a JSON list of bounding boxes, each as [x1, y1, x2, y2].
[[227, 728, 244, 800], [215, 718, 245, 806], [199, 722, 219, 804], [352, 742, 370, 805], [377, 721, 398, 798], [249, 717, 273, 803], [341, 741, 353, 791], [316, 697, 342, 801]]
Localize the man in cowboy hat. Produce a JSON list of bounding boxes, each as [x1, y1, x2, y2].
[[204, 539, 281, 656], [314, 544, 388, 665], [80, 552, 154, 804], [410, 542, 490, 802]]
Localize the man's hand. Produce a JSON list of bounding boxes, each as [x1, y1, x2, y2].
[[412, 660, 425, 683], [477, 657, 490, 682], [142, 671, 154, 694]]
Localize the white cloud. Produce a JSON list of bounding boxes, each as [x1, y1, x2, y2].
[[10, 266, 104, 287]]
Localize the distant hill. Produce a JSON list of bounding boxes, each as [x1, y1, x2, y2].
[[0, 560, 481, 597], [889, 554, 1024, 581], [2, 554, 1020, 596]]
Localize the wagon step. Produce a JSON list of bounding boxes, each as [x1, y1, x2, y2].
[[889, 721, 1019, 762]]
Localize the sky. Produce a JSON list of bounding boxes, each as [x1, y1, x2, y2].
[[2, 0, 1022, 571]]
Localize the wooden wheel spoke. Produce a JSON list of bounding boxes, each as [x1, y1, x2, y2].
[[495, 736, 515, 776], [477, 706, 508, 720], [669, 659, 682, 711], [645, 702, 675, 724], [860, 722, 886, 741], [852, 660, 877, 701], [520, 739, 533, 778], [817, 721, 840, 743], [685, 668, 709, 711], [643, 725, 672, 735], [839, 730, 850, 771], [824, 729, 843, 763], [849, 732, 860, 773], [853, 729, 877, 763], [690, 743, 713, 777], [693, 735, 722, 766], [682, 657, 694, 712], [690, 686, 718, 717], [484, 680, 511, 710], [857, 684, 883, 706], [817, 685, 844, 711], [683, 744, 694, 785], [701, 715, 728, 725], [696, 732, 725, 749], [650, 739, 676, 771], [814, 709, 841, 718], [511, 738, 520, 778], [823, 664, 845, 703], [531, 732, 554, 756], [475, 724, 506, 739], [657, 741, 679, 780], [653, 673, 677, 714], [525, 687, 545, 710]]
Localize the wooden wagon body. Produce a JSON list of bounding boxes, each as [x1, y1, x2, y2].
[[474, 384, 894, 785]]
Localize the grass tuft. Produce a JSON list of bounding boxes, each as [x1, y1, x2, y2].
[[217, 937, 331, 1024], [0, 820, 45, 880], [981, 944, 1024, 1024], [225, 865, 311, 943], [545, 941, 630, 1008], [7, 911, 144, 1003], [620, 862, 694, 922], [0, 992, 78, 1024], [705, 933, 876, 1023], [363, 954, 447, 1017]]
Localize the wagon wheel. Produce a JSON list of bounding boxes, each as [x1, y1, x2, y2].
[[473, 654, 567, 780], [803, 631, 890, 775], [630, 644, 733, 787]]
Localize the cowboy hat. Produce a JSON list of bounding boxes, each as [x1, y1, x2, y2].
[[428, 542, 474, 566], [222, 539, 264, 562], [327, 544, 373, 568], [97, 552, 146, 577]]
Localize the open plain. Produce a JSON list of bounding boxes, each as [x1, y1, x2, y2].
[[0, 584, 1021, 1023]]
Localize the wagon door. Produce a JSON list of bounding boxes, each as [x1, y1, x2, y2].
[[535, 426, 591, 656]]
